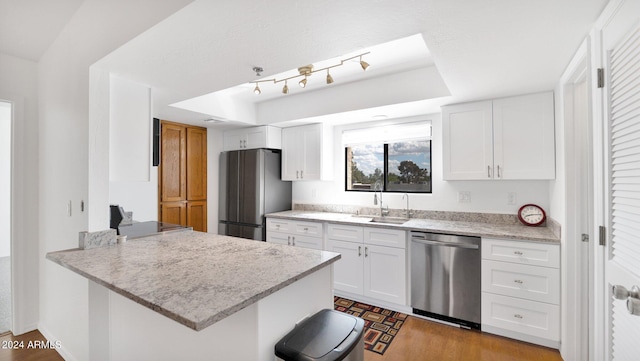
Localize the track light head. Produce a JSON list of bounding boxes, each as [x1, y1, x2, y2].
[[253, 83, 261, 95], [326, 70, 334, 84], [299, 77, 307, 88], [360, 57, 370, 71], [282, 82, 289, 94]]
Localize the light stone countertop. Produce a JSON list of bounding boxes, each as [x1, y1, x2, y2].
[[266, 210, 560, 243], [46, 231, 340, 331]]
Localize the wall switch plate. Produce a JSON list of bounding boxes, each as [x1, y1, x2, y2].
[[458, 191, 471, 203], [507, 192, 517, 205]]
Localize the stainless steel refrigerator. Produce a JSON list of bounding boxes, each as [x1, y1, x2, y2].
[[218, 148, 292, 241]]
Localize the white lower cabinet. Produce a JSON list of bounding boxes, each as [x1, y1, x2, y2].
[[266, 218, 323, 250], [327, 223, 407, 305], [481, 238, 560, 348]]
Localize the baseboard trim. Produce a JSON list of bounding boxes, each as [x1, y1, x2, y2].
[[333, 291, 412, 314], [11, 322, 37, 336], [38, 324, 78, 361], [482, 324, 560, 349]]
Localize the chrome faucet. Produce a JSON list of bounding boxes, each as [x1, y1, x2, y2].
[[402, 193, 411, 219], [373, 181, 389, 217]]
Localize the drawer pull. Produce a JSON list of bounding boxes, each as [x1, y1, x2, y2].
[[514, 279, 524, 284], [287, 236, 291, 246], [514, 251, 524, 256], [275, 224, 280, 229], [303, 227, 308, 231], [358, 246, 362, 257], [514, 314, 524, 319]]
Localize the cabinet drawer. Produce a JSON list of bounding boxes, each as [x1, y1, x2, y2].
[[292, 221, 323, 237], [266, 219, 322, 237], [482, 260, 559, 304], [364, 227, 406, 249], [482, 292, 559, 341], [290, 234, 323, 250], [327, 224, 363, 243], [266, 231, 290, 246], [267, 218, 292, 233], [482, 238, 559, 268]]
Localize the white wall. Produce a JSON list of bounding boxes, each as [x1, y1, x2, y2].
[[108, 75, 157, 221], [37, 1, 194, 359], [0, 102, 10, 258], [0, 52, 40, 334], [293, 113, 551, 214], [207, 128, 224, 233]]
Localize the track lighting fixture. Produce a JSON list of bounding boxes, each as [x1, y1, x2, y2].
[[249, 52, 370, 95]]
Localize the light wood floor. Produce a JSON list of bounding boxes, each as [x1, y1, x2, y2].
[[0, 330, 63, 361], [0, 318, 562, 361], [366, 316, 563, 361]]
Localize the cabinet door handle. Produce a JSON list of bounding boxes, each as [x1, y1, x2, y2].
[[514, 314, 524, 319], [497, 165, 501, 178], [292, 236, 295, 246], [514, 279, 524, 284], [364, 247, 368, 257], [301, 170, 304, 179], [488, 165, 491, 178], [358, 246, 362, 256], [296, 170, 299, 179], [514, 251, 524, 256]]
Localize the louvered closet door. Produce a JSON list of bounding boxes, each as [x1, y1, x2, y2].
[[601, 1, 640, 359]]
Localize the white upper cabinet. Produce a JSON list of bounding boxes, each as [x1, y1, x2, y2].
[[442, 92, 555, 180], [223, 125, 282, 151], [281, 123, 333, 181]]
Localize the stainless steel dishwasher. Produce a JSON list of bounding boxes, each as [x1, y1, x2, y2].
[[410, 231, 481, 329]]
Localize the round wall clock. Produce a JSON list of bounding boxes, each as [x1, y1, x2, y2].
[[517, 204, 546, 226]]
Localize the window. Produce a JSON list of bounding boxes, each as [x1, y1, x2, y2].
[[344, 122, 432, 193]]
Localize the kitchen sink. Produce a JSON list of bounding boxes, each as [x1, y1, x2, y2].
[[350, 215, 409, 225], [368, 216, 409, 225]]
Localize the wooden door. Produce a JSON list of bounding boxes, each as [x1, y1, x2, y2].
[[160, 123, 186, 202], [187, 200, 207, 232], [186, 127, 207, 201], [159, 121, 207, 231], [161, 202, 187, 226]]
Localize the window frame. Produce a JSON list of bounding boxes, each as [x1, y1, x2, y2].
[[344, 139, 432, 194]]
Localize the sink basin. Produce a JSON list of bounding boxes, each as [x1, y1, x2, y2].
[[368, 216, 409, 225], [354, 215, 409, 224]]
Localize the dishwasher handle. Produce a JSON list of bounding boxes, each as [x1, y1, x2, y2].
[[411, 238, 480, 249]]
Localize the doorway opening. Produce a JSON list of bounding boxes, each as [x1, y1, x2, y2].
[[0, 100, 12, 334], [562, 51, 592, 360]]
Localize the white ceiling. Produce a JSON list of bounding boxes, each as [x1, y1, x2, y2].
[[1, 0, 608, 128], [0, 0, 84, 61]]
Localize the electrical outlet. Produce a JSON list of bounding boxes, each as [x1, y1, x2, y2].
[[458, 191, 471, 203], [507, 192, 517, 205]]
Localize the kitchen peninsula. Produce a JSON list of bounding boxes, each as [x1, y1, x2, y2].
[[47, 231, 340, 361]]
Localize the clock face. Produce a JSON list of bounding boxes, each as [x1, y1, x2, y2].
[[518, 204, 546, 226]]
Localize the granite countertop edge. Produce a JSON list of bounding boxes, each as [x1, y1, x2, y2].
[[46, 233, 341, 331], [266, 211, 560, 244]]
